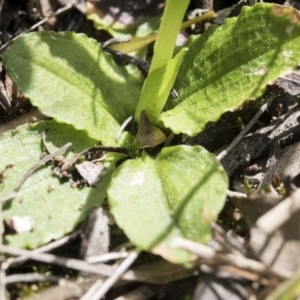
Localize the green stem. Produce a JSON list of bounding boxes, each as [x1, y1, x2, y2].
[[149, 0, 190, 72], [134, 0, 190, 123]]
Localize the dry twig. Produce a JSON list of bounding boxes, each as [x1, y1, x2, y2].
[[81, 251, 140, 300], [87, 251, 129, 264], [0, 142, 72, 203], [217, 93, 276, 161], [0, 261, 6, 299], [256, 188, 300, 235], [0, 0, 83, 53], [113, 285, 155, 300], [5, 273, 60, 284], [11, 230, 81, 266], [172, 237, 292, 280]]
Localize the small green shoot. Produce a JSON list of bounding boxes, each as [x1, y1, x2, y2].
[[243, 178, 252, 194], [134, 0, 189, 123], [148, 0, 189, 72]]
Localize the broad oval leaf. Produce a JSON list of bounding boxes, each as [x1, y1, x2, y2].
[[108, 145, 228, 263], [2, 32, 143, 146], [0, 120, 117, 248], [161, 3, 300, 135]]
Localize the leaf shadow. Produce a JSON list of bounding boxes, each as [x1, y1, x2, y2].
[[147, 161, 223, 259]]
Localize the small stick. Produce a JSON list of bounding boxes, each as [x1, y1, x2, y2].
[[0, 142, 72, 203], [0, 262, 6, 300], [64, 145, 128, 171], [0, 0, 5, 23], [253, 122, 300, 161], [172, 237, 292, 280], [87, 251, 129, 264], [103, 48, 178, 98], [0, 109, 47, 135], [256, 188, 300, 235], [0, 1, 79, 53], [201, 264, 277, 286], [6, 273, 60, 284], [0, 165, 13, 248], [42, 129, 51, 154], [104, 47, 150, 78], [80, 279, 104, 300], [81, 251, 140, 300], [115, 116, 133, 143], [113, 285, 155, 300], [217, 93, 276, 161], [11, 230, 81, 266], [211, 222, 246, 255], [258, 141, 280, 190], [1, 246, 195, 285], [227, 190, 247, 199], [164, 132, 175, 147], [0, 245, 116, 277]]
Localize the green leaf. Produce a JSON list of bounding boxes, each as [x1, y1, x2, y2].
[[0, 120, 117, 248], [161, 3, 300, 135], [108, 145, 228, 263], [2, 32, 142, 146]]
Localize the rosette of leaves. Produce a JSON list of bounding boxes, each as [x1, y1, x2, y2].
[[2, 3, 300, 262]]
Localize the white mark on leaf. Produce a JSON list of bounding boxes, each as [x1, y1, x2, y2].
[[130, 171, 145, 186], [283, 50, 293, 60], [286, 25, 294, 35], [7, 215, 34, 233], [10, 68, 19, 79], [253, 68, 267, 76]]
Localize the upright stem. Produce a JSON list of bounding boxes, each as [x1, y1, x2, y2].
[[134, 0, 190, 122], [149, 0, 189, 73]]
